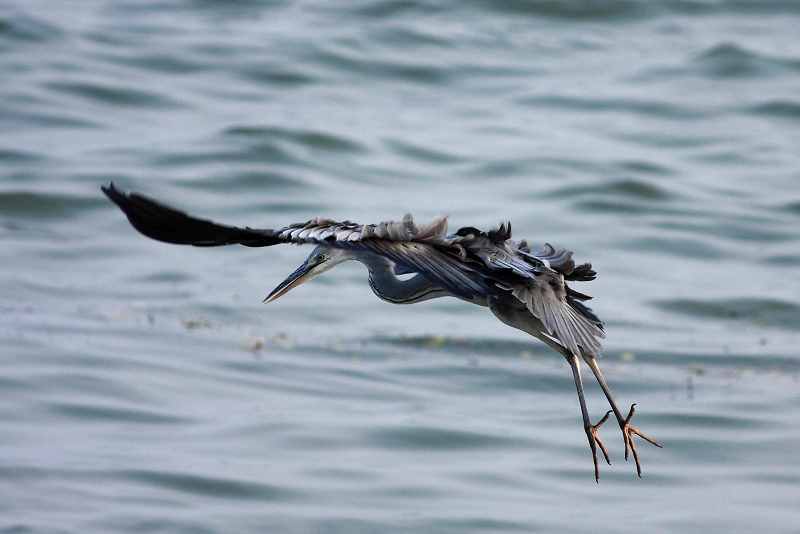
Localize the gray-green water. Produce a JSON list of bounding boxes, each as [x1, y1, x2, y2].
[[2, 1, 800, 532]]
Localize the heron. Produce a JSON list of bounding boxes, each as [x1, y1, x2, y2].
[[102, 183, 660, 480]]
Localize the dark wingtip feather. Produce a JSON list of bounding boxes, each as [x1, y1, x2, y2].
[[101, 183, 280, 247]]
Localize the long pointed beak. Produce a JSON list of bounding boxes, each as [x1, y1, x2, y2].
[[264, 261, 314, 303]]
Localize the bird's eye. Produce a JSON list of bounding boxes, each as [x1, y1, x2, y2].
[[315, 253, 325, 262]]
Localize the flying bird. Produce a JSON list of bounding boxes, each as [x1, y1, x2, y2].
[[102, 183, 659, 480]]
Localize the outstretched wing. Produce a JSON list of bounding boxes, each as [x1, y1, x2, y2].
[[103, 183, 455, 248], [102, 183, 497, 301]]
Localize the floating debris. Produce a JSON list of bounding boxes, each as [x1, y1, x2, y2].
[[182, 317, 213, 329], [244, 336, 266, 351]]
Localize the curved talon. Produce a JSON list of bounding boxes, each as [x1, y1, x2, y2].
[[620, 404, 662, 477], [587, 410, 613, 482]]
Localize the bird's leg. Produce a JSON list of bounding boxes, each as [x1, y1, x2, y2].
[[565, 352, 611, 482], [582, 356, 661, 477], [485, 299, 612, 480]]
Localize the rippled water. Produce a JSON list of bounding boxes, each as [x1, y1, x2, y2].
[[2, 1, 800, 532]]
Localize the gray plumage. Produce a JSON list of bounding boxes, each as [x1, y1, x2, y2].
[[102, 183, 659, 480]]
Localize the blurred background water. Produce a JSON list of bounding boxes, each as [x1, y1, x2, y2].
[[2, 0, 800, 532]]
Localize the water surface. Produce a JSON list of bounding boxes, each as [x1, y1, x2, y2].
[[2, 1, 800, 532]]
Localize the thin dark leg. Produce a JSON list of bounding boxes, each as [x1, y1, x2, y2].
[[565, 352, 612, 482], [583, 356, 661, 477]]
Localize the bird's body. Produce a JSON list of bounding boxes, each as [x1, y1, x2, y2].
[[102, 183, 659, 480]]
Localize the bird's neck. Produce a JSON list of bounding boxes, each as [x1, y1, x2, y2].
[[355, 251, 449, 305]]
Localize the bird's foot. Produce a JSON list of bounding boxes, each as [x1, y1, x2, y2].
[[619, 404, 661, 477], [585, 410, 612, 482]]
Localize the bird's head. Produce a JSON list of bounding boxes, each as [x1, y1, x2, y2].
[[265, 246, 351, 303]]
